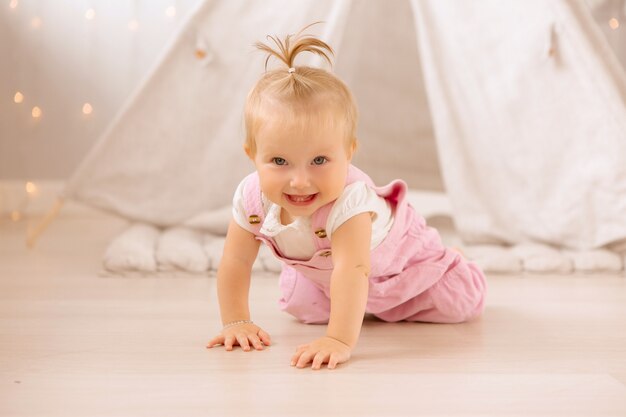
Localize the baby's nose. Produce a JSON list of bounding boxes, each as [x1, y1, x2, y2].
[[290, 170, 311, 189]]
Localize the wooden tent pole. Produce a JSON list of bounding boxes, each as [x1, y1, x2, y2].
[[26, 198, 64, 248]]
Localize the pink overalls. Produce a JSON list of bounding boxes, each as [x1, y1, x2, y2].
[[242, 165, 486, 324]]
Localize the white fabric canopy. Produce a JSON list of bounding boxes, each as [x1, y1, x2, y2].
[[63, 0, 626, 250], [412, 0, 626, 249]]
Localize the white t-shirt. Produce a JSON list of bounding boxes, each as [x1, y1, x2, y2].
[[232, 179, 394, 260]]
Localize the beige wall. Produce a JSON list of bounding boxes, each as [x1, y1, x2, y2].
[[0, 0, 202, 180], [1, 0, 623, 191]]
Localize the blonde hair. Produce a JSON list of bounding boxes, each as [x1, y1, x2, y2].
[[244, 23, 358, 156]]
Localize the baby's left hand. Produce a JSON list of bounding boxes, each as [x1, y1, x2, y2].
[[291, 336, 352, 370]]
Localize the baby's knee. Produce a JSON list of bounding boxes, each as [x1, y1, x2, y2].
[[278, 268, 331, 324], [431, 265, 487, 323], [280, 300, 330, 324]]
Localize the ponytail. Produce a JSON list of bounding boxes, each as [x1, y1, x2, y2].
[[245, 23, 357, 157], [255, 22, 334, 74]]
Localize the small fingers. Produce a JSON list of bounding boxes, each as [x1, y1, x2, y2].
[[235, 334, 251, 351], [224, 335, 236, 351], [311, 351, 329, 370], [296, 350, 315, 369], [291, 344, 310, 366], [258, 330, 272, 346], [206, 335, 224, 348], [248, 334, 265, 350], [211, 325, 272, 352], [328, 353, 340, 370], [290, 350, 301, 366]]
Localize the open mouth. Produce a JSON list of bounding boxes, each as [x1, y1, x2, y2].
[[285, 193, 318, 206]]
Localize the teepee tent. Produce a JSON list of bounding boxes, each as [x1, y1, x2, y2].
[[54, 0, 625, 254]]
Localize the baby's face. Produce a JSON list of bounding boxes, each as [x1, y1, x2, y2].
[[249, 119, 355, 224]]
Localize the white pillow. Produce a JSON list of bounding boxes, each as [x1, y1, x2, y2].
[[103, 223, 159, 273]]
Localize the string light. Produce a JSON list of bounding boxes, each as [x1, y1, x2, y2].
[[195, 36, 213, 65], [82, 103, 93, 115], [3, 3, 158, 228], [165, 6, 176, 18], [609, 18, 620, 30], [25, 182, 37, 195], [31, 16, 42, 29], [128, 19, 139, 31]]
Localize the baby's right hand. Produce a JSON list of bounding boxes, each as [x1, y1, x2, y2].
[[206, 322, 271, 352]]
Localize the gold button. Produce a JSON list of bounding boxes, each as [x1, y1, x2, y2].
[[248, 215, 261, 224], [315, 229, 327, 238], [320, 250, 332, 257]]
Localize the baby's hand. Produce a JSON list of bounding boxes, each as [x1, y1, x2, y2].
[[291, 336, 352, 370], [206, 322, 271, 352]]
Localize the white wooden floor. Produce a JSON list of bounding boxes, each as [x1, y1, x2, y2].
[[2, 209, 626, 417]]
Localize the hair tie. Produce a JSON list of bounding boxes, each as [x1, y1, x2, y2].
[[288, 67, 296, 74]]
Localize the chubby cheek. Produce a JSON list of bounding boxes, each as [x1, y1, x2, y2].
[[327, 178, 346, 199], [258, 170, 284, 203], [320, 169, 347, 199]]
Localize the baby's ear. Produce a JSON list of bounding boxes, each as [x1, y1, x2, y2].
[[243, 143, 254, 160], [348, 139, 358, 160]]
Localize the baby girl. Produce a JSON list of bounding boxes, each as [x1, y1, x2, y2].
[[207, 24, 487, 370]]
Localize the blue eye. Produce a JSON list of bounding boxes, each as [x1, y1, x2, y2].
[[312, 156, 327, 165], [272, 157, 287, 166]]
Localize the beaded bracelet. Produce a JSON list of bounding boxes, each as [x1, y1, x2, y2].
[[222, 319, 253, 329]]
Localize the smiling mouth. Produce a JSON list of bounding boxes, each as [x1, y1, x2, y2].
[[285, 193, 318, 205]]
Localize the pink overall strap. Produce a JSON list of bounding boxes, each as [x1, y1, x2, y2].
[[347, 164, 376, 187], [311, 204, 333, 250], [309, 165, 375, 251], [241, 172, 265, 235]]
